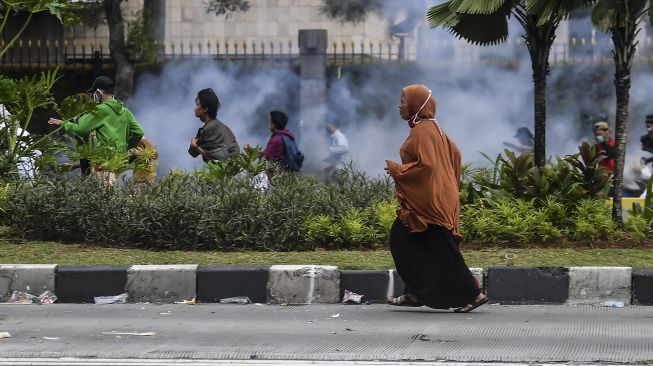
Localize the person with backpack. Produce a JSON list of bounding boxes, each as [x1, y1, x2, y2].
[[245, 110, 303, 173]]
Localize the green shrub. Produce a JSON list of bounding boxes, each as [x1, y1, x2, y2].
[[624, 215, 650, 242], [571, 199, 622, 242], [6, 166, 395, 251], [462, 197, 572, 245]]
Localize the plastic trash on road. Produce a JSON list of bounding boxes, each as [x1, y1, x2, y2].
[[102, 331, 155, 336], [0, 332, 12, 339], [341, 290, 363, 304], [220, 296, 251, 304], [174, 297, 196, 305], [6, 291, 39, 304], [94, 293, 128, 304], [38, 291, 57, 304], [6, 290, 57, 304], [602, 300, 625, 308]]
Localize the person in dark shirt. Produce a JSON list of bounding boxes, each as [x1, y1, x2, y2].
[[593, 121, 616, 176], [245, 110, 296, 171], [640, 115, 653, 161], [188, 88, 239, 162]]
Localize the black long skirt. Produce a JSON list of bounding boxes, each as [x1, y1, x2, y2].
[[389, 218, 481, 309]]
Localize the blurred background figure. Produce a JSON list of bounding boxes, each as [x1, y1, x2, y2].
[[503, 127, 534, 154], [323, 121, 349, 182]]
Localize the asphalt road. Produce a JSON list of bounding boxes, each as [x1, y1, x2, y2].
[[0, 304, 652, 364]]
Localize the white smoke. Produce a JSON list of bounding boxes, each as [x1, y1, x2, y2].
[[125, 3, 653, 182]]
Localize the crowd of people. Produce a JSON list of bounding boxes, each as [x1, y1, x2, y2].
[[45, 76, 487, 312], [48, 76, 351, 183], [49, 75, 653, 314]]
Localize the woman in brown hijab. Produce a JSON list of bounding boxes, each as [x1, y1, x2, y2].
[[385, 84, 488, 313]]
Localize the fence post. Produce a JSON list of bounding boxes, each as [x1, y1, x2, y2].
[[298, 29, 328, 165], [45, 40, 50, 68], [19, 39, 23, 67], [93, 51, 101, 75]]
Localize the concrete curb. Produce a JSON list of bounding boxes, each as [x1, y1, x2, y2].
[[0, 264, 57, 299], [568, 267, 632, 305], [197, 265, 269, 304], [487, 267, 569, 304], [631, 269, 653, 305], [0, 265, 648, 305], [267, 265, 339, 304], [126, 265, 197, 303], [56, 266, 128, 303]]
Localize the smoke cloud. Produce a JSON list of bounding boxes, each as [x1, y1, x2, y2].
[[126, 6, 653, 184]]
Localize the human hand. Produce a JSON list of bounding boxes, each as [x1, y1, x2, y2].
[[385, 160, 395, 175], [190, 138, 198, 148], [48, 118, 62, 125], [243, 143, 253, 152]]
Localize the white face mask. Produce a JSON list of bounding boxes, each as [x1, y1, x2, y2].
[[411, 89, 432, 121], [93, 89, 103, 104]]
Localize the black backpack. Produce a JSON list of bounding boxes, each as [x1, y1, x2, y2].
[[275, 133, 304, 172]]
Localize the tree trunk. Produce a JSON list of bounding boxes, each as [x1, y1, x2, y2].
[[610, 22, 638, 227], [103, 0, 134, 100], [524, 18, 556, 168], [532, 70, 547, 167], [144, 0, 165, 61], [612, 70, 630, 227]]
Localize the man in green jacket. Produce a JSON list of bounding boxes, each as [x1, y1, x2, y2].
[[49, 76, 144, 153]]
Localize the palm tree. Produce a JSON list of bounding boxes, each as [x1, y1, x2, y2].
[[591, 0, 652, 226], [428, 0, 593, 168]]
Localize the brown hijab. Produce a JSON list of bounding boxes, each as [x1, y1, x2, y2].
[[404, 84, 436, 122], [386, 84, 462, 240]]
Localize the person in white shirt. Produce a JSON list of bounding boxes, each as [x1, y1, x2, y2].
[[323, 121, 349, 182], [0, 104, 40, 179]]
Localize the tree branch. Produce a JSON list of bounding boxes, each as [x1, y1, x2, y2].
[[0, 12, 32, 59]]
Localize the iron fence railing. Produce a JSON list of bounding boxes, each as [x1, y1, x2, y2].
[[1, 36, 653, 68]]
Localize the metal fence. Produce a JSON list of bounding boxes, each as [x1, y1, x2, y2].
[[2, 36, 653, 69], [0, 38, 410, 68]]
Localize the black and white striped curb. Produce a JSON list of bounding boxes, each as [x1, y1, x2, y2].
[[0, 265, 650, 305]]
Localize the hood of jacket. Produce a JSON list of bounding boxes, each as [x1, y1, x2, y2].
[[102, 98, 124, 115]]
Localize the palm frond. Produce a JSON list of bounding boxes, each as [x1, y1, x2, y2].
[[427, 2, 460, 28], [449, 0, 509, 14], [449, 12, 510, 46], [528, 0, 596, 26], [591, 0, 628, 32]]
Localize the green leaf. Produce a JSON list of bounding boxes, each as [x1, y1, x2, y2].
[[427, 2, 461, 28], [449, 11, 510, 46], [57, 93, 97, 121], [591, 0, 629, 32], [449, 0, 508, 14]]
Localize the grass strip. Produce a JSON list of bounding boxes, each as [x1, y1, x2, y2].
[[1, 239, 652, 269]]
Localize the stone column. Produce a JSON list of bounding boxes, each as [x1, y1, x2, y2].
[[298, 29, 327, 169]]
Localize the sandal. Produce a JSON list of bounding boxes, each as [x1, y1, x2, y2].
[[454, 296, 489, 313], [387, 294, 423, 307]]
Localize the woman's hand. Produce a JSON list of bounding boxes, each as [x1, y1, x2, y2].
[[385, 160, 397, 176]]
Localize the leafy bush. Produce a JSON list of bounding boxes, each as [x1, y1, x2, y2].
[[464, 145, 609, 207], [6, 165, 395, 251], [624, 215, 650, 241], [461, 197, 563, 245], [570, 199, 622, 242]]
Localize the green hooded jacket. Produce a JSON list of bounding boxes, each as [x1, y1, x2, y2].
[[63, 99, 144, 152]]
